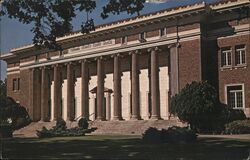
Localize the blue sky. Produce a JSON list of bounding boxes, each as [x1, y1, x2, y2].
[[0, 0, 218, 80]]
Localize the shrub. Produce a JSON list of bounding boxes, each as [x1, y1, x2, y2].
[[169, 81, 247, 133], [36, 126, 88, 138], [0, 97, 31, 138], [213, 104, 246, 133], [225, 119, 250, 134], [78, 117, 89, 129], [142, 127, 161, 143], [36, 118, 94, 138], [142, 126, 197, 143], [0, 123, 13, 138], [161, 126, 197, 143], [55, 118, 66, 130], [170, 81, 219, 132]]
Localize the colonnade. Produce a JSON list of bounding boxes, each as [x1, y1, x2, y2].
[[29, 45, 179, 122]]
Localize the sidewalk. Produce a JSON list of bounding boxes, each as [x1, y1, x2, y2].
[[199, 134, 250, 140]]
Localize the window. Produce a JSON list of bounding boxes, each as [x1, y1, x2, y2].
[[139, 32, 146, 42], [235, 45, 246, 65], [35, 55, 39, 62], [12, 78, 20, 91], [121, 36, 127, 44], [46, 53, 51, 60], [59, 50, 63, 57], [221, 48, 232, 67], [227, 85, 244, 109], [160, 28, 166, 37]]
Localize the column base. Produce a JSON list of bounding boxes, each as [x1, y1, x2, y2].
[[95, 117, 106, 121], [130, 115, 142, 120], [150, 115, 161, 120], [41, 118, 51, 122], [112, 116, 123, 121]]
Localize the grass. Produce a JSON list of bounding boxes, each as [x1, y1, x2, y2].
[[1, 135, 249, 160]]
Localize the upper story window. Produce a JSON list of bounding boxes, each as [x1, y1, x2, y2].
[[235, 45, 246, 66], [227, 85, 244, 109], [59, 50, 64, 57], [46, 53, 51, 60], [12, 78, 20, 91], [160, 28, 166, 37], [35, 55, 39, 62], [139, 32, 146, 42], [121, 36, 127, 44], [221, 48, 232, 67]]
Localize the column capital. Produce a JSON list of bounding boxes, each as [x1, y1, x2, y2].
[[29, 67, 35, 72], [52, 64, 60, 68], [95, 56, 104, 61], [65, 62, 72, 65], [168, 42, 181, 49], [39, 66, 49, 70], [148, 46, 161, 53], [79, 59, 89, 63], [111, 53, 121, 58], [129, 50, 141, 55]]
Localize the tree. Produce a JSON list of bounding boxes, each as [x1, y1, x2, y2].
[[0, 80, 31, 137], [170, 81, 220, 132], [170, 81, 246, 133], [0, 0, 146, 49], [0, 80, 7, 106]]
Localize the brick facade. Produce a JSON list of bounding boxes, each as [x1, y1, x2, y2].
[[2, 0, 250, 121]]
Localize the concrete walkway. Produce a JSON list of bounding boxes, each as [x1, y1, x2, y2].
[[199, 134, 250, 140]]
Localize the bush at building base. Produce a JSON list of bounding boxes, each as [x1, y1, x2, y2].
[[142, 126, 197, 143], [169, 81, 246, 133], [0, 123, 13, 138], [36, 118, 95, 138], [78, 117, 89, 129], [224, 119, 250, 134], [0, 97, 31, 138]]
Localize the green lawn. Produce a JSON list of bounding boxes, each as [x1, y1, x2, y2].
[[1, 135, 249, 160]]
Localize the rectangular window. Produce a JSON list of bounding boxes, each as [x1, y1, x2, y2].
[[46, 53, 50, 60], [227, 85, 244, 109], [12, 79, 17, 91], [17, 78, 20, 90], [12, 78, 20, 91], [160, 28, 166, 37], [139, 32, 146, 42], [235, 45, 246, 65], [221, 48, 232, 67], [121, 36, 127, 44], [35, 55, 39, 62]]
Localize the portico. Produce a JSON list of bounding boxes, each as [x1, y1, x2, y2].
[[29, 45, 177, 122]]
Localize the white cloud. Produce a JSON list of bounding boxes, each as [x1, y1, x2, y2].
[[146, 0, 170, 3]]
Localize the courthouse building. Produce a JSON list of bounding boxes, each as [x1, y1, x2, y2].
[[1, 0, 249, 123]]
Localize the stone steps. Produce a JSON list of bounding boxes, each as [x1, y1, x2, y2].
[[88, 120, 186, 135], [13, 120, 186, 137]]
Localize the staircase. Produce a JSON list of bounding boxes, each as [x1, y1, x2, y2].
[[13, 120, 186, 137], [13, 121, 82, 138], [88, 120, 186, 135]]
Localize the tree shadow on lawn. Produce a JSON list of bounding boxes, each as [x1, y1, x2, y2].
[[2, 136, 249, 160]]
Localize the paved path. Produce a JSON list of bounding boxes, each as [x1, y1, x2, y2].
[[199, 134, 250, 140]]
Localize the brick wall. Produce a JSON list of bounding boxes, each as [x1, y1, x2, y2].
[[218, 34, 250, 116], [178, 39, 202, 90], [6, 73, 21, 102]]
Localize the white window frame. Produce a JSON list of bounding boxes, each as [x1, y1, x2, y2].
[[121, 36, 127, 45], [159, 28, 166, 37], [221, 49, 232, 67], [235, 46, 246, 66], [139, 32, 146, 41], [225, 84, 245, 109]]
